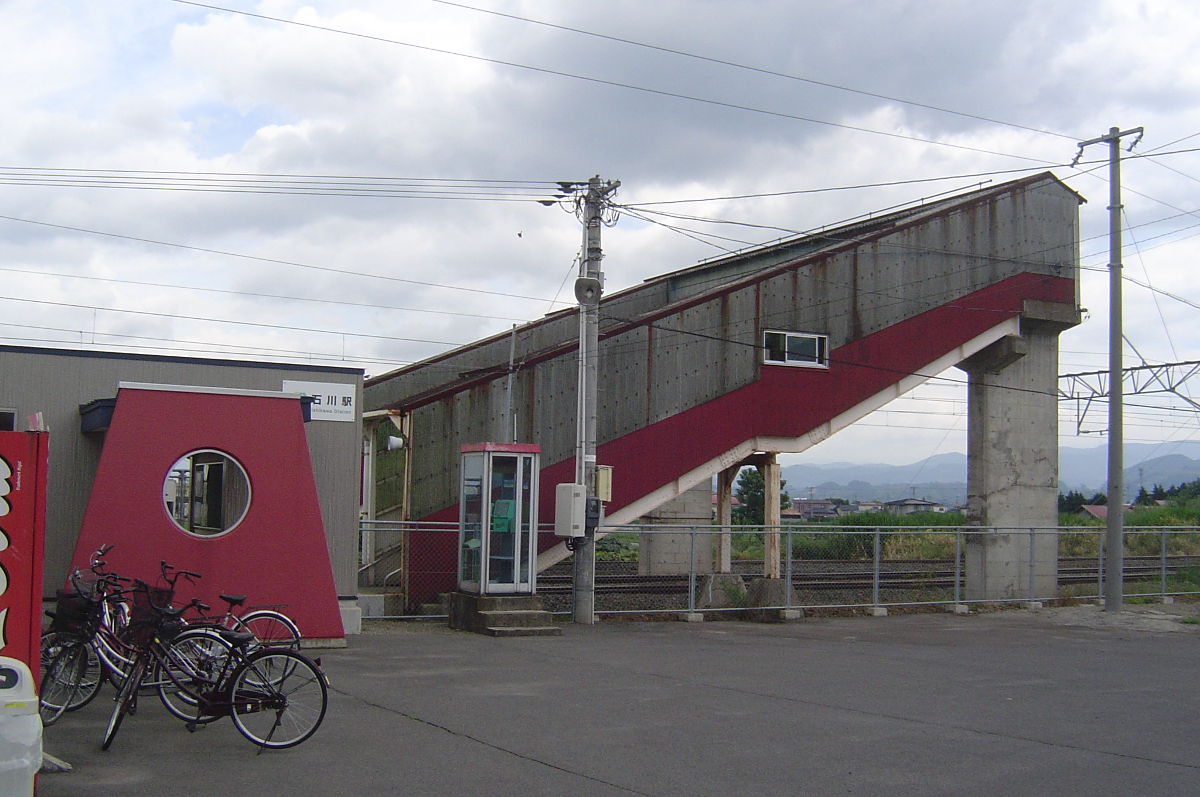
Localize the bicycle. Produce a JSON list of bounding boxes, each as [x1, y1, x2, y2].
[[157, 561, 302, 651], [102, 580, 328, 751], [39, 550, 129, 723]]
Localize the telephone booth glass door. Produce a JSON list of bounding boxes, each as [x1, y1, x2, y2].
[[458, 444, 539, 594]]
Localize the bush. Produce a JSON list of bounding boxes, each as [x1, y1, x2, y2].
[[595, 533, 638, 562]]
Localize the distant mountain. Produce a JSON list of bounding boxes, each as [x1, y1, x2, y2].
[[781, 453, 969, 506], [781, 443, 1200, 504], [1060, 441, 1200, 496]]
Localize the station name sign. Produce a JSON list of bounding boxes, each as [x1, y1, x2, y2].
[[282, 381, 356, 422]]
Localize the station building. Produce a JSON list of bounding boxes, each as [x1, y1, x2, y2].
[[0, 345, 362, 638]]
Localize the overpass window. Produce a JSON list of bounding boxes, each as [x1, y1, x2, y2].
[[764, 331, 828, 368]]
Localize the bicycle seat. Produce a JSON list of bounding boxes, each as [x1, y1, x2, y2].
[[217, 629, 257, 648], [219, 594, 247, 607]]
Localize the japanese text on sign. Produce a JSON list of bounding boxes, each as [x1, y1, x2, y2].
[[282, 381, 356, 422]]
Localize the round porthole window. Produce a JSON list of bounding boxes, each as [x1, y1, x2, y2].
[[163, 450, 251, 537]]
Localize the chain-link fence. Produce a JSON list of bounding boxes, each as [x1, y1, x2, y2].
[[358, 521, 1200, 618]]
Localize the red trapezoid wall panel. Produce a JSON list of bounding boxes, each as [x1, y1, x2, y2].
[[70, 386, 343, 639]]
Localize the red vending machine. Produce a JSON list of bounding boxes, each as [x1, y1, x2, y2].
[[0, 431, 49, 681]]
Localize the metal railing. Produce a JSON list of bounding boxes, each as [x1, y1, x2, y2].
[[357, 521, 1200, 619]]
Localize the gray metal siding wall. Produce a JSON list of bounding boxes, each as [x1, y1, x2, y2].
[[0, 348, 362, 597], [374, 177, 1080, 521]]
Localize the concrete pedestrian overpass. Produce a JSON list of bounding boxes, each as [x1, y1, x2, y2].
[[365, 173, 1083, 603]]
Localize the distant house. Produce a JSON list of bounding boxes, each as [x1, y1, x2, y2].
[[791, 498, 839, 521], [855, 501, 885, 514], [883, 498, 946, 515], [1079, 504, 1133, 521]]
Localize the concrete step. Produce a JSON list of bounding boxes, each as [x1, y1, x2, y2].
[[478, 609, 558, 628], [486, 625, 562, 637]]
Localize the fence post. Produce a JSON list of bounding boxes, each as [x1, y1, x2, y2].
[[872, 528, 881, 607], [1160, 529, 1168, 599], [688, 527, 697, 614], [954, 529, 962, 606], [785, 530, 792, 610], [1028, 528, 1036, 604]]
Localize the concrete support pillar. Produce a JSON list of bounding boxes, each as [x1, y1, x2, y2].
[[638, 482, 714, 576], [958, 316, 1066, 601], [759, 455, 781, 579], [715, 466, 736, 573]]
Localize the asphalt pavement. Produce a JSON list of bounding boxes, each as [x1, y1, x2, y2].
[[37, 605, 1200, 797]]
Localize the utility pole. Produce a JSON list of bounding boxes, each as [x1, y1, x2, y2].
[[572, 175, 619, 624], [1074, 125, 1143, 613]]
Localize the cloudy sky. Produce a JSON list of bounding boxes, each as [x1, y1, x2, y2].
[[2, 0, 1199, 465]]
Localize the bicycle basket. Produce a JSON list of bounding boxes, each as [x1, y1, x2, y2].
[[129, 583, 175, 626], [69, 572, 101, 601], [50, 589, 101, 636]]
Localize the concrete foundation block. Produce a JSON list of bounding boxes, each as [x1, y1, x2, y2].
[[945, 604, 970, 615], [868, 606, 888, 617], [357, 593, 384, 618], [301, 637, 348, 648], [1022, 601, 1043, 611], [742, 578, 802, 623], [339, 600, 362, 635], [695, 573, 748, 609], [678, 612, 705, 623], [778, 609, 804, 621], [1161, 596, 1175, 604]]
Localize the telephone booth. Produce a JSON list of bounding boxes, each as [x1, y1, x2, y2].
[[458, 443, 540, 595]]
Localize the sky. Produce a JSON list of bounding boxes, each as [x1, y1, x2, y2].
[[2, 0, 1199, 466]]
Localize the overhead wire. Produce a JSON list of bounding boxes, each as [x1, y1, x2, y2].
[[169, 0, 1061, 165], [0, 265, 530, 323], [0, 294, 462, 347], [424, 0, 1079, 142], [0, 213, 575, 306], [0, 320, 413, 367], [0, 167, 566, 201]]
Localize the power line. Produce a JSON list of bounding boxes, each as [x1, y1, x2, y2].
[[0, 214, 573, 306], [169, 0, 1059, 165], [0, 321, 411, 366], [621, 165, 1063, 207], [425, 0, 1079, 141], [0, 265, 530, 323], [0, 167, 566, 201], [0, 294, 461, 347]]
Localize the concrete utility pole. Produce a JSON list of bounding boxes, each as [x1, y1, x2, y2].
[[1074, 125, 1143, 613], [573, 175, 620, 624]]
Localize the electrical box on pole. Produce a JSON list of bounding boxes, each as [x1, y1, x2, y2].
[[555, 483, 586, 538]]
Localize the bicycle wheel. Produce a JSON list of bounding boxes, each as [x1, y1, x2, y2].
[[235, 610, 301, 651], [101, 656, 145, 751], [156, 629, 232, 724], [40, 642, 99, 725], [229, 650, 327, 749]]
